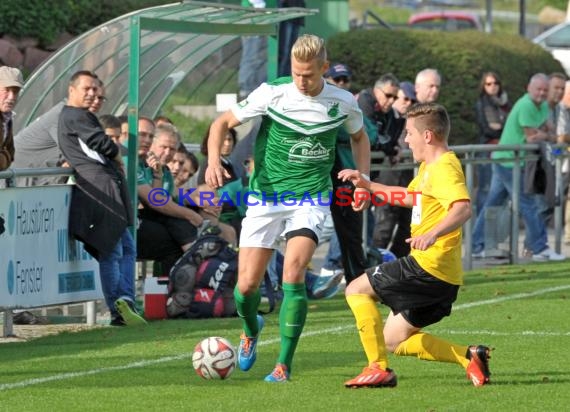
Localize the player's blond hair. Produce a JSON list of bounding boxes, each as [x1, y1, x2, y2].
[[406, 102, 450, 142], [291, 34, 327, 66]]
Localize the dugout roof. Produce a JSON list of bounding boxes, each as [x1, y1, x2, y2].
[[14, 0, 316, 131]]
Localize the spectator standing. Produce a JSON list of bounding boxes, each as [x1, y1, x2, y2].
[[356, 74, 405, 252], [320, 62, 373, 284], [88, 78, 106, 114], [415, 68, 441, 104], [277, 0, 306, 77], [533, 72, 567, 226], [374, 81, 418, 258], [58, 70, 145, 326], [0, 66, 23, 172], [547, 72, 566, 129], [238, 0, 267, 98], [13, 101, 67, 186], [555, 81, 570, 244], [372, 69, 440, 256], [471, 73, 565, 262], [358, 73, 401, 162], [14, 71, 106, 186], [474, 71, 511, 212], [393, 81, 416, 118]]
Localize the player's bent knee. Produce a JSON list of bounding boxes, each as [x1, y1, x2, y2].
[[344, 274, 370, 296], [384, 339, 400, 353], [236, 276, 263, 295]]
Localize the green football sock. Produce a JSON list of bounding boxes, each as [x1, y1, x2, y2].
[[278, 282, 308, 371], [234, 287, 261, 337]]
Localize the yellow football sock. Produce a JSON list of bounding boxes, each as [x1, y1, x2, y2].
[[346, 294, 388, 370], [394, 332, 469, 368]]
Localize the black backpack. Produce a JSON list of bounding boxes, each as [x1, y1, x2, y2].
[[166, 233, 238, 319]]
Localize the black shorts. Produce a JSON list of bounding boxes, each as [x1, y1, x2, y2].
[[137, 208, 197, 251], [365, 256, 459, 328]]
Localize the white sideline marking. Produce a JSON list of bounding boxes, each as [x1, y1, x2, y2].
[[1, 285, 569, 392], [452, 285, 570, 311], [434, 329, 570, 337]]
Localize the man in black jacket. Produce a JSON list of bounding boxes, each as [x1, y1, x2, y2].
[[58, 70, 145, 326]]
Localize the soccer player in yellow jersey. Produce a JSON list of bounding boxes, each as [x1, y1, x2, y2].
[[338, 102, 491, 388]]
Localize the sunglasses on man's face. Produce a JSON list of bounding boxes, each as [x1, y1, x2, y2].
[[333, 76, 350, 83]]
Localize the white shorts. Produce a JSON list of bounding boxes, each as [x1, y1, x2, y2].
[[239, 203, 330, 248]]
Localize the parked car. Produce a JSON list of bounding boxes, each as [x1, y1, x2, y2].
[[408, 11, 483, 31], [533, 21, 570, 76]]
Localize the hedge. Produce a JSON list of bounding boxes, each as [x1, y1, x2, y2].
[[327, 29, 564, 145], [0, 0, 174, 46]]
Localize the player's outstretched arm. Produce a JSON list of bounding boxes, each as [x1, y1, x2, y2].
[[338, 169, 413, 207]]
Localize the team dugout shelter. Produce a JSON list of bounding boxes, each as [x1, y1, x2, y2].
[[13, 0, 321, 217]]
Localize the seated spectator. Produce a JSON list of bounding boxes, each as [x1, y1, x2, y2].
[[197, 126, 238, 185], [154, 115, 174, 127], [169, 144, 237, 245], [118, 115, 129, 146], [168, 144, 191, 187], [133, 122, 232, 275], [197, 125, 242, 237]]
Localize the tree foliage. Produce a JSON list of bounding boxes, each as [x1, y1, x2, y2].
[[0, 0, 174, 46]]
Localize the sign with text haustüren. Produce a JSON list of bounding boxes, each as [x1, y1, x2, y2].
[[0, 185, 102, 309]]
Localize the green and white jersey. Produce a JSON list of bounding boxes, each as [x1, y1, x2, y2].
[[232, 78, 364, 199]]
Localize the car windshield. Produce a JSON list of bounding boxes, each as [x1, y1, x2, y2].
[[409, 17, 478, 31]]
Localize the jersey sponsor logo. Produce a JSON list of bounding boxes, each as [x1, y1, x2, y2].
[[288, 141, 331, 162]]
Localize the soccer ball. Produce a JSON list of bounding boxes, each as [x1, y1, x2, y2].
[[192, 337, 237, 380]]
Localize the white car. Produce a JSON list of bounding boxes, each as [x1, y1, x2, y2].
[[533, 21, 570, 76]]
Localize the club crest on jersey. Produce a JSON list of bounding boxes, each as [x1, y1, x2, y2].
[[327, 102, 339, 118], [238, 99, 248, 108]]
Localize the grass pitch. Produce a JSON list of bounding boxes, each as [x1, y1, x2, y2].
[[1, 261, 569, 411]]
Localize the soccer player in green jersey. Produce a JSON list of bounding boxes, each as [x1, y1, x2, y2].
[[205, 34, 371, 382]]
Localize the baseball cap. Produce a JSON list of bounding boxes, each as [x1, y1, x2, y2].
[[399, 81, 417, 102], [0, 66, 24, 89], [326, 63, 352, 79]]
